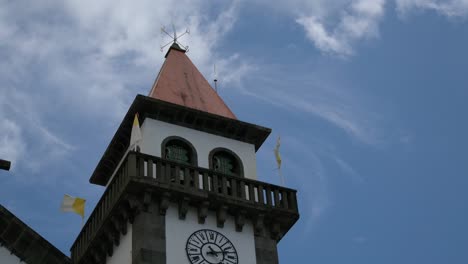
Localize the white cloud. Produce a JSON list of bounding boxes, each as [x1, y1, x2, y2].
[[396, 0, 468, 17], [280, 136, 331, 233], [254, 0, 468, 56], [0, 119, 25, 167], [296, 16, 351, 55], [238, 67, 383, 145], [0, 0, 245, 172], [0, 88, 75, 174], [0, 0, 244, 117], [296, 0, 386, 56]]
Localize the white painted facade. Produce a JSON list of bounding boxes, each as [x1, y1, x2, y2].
[[140, 118, 258, 180], [165, 203, 257, 264], [0, 246, 22, 264], [106, 222, 132, 264]]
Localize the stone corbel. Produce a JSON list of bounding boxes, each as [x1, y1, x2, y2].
[[198, 201, 210, 224], [91, 248, 105, 264], [125, 195, 141, 224], [216, 205, 228, 228], [270, 222, 282, 241], [178, 197, 190, 220], [82, 254, 98, 264], [254, 214, 265, 236], [159, 192, 171, 215], [142, 189, 152, 212], [109, 216, 122, 245], [118, 208, 129, 235], [106, 241, 114, 257], [104, 225, 119, 248], [98, 238, 112, 258], [83, 255, 96, 264], [235, 210, 246, 232]]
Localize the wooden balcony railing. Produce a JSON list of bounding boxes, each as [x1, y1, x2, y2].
[[71, 151, 299, 263]]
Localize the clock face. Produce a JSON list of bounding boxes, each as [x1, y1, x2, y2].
[[186, 229, 239, 264]]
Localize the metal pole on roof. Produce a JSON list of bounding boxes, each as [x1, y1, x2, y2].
[[0, 159, 11, 171], [214, 64, 218, 93]]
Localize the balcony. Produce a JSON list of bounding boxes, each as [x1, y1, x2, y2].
[[71, 151, 299, 264]]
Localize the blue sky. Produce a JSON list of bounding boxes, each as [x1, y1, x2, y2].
[[1, 0, 468, 263]]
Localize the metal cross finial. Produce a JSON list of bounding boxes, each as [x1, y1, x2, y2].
[[160, 23, 190, 52]]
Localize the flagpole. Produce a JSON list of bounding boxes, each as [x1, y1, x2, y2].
[[279, 168, 285, 185], [106, 147, 132, 188], [107, 113, 142, 187]]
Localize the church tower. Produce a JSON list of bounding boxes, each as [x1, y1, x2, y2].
[[70, 43, 299, 264]]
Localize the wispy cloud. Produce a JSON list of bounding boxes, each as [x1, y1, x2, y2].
[[0, 89, 75, 174], [396, 0, 468, 17], [0, 0, 246, 173], [280, 135, 331, 233], [235, 63, 384, 146], [254, 0, 468, 56], [296, 0, 386, 56], [333, 156, 364, 183], [0, 118, 25, 167]]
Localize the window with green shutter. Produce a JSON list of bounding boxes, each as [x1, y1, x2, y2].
[[165, 140, 191, 165], [213, 154, 235, 175], [211, 150, 242, 177]]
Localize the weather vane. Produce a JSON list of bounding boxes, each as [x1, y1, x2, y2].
[[160, 24, 190, 52]]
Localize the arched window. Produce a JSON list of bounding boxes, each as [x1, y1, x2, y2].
[[209, 148, 243, 177], [161, 136, 197, 166]]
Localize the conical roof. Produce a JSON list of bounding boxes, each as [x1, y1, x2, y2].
[[148, 44, 237, 119]]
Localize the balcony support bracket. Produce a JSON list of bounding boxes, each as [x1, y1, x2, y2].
[[216, 205, 228, 228], [178, 197, 190, 220], [235, 210, 246, 232], [198, 201, 210, 224]]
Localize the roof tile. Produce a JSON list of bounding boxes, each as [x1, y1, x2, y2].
[[148, 45, 237, 119]]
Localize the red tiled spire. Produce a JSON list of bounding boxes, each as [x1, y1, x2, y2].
[[148, 43, 237, 119]]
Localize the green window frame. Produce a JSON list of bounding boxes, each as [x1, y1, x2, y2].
[[165, 143, 190, 164]]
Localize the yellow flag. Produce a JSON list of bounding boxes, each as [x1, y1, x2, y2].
[[60, 194, 86, 219], [274, 136, 281, 170], [130, 113, 142, 151]]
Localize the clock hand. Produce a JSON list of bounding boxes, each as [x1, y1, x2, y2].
[[208, 246, 219, 257]]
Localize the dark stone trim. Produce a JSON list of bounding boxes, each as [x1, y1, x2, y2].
[[254, 230, 279, 264], [208, 147, 244, 178], [0, 205, 71, 264], [132, 201, 166, 264], [178, 197, 190, 220], [198, 201, 209, 224], [161, 136, 198, 166], [235, 211, 246, 232], [254, 214, 265, 236], [89, 95, 271, 186], [216, 205, 228, 228], [159, 192, 171, 216]]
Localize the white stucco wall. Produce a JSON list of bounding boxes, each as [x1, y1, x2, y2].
[[140, 118, 258, 179], [0, 246, 22, 264], [106, 222, 132, 264], [165, 203, 257, 264]]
